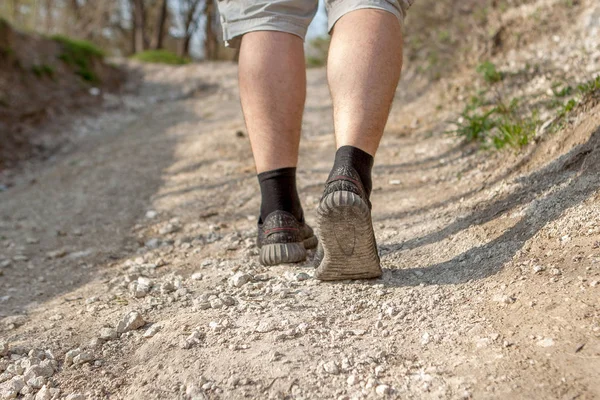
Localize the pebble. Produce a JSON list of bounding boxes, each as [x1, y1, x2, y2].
[[64, 349, 81, 367], [143, 325, 161, 338], [99, 328, 118, 341], [73, 351, 93, 365], [230, 272, 252, 288], [536, 338, 555, 347], [255, 321, 275, 333], [191, 272, 203, 281], [0, 342, 7, 356], [347, 375, 358, 386], [65, 394, 85, 400], [181, 331, 204, 349], [116, 311, 146, 334], [375, 384, 391, 396], [323, 361, 339, 375]]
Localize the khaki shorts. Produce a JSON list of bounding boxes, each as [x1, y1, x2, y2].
[[217, 0, 413, 48]]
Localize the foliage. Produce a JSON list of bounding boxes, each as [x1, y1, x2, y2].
[[130, 50, 189, 65], [31, 63, 55, 78], [476, 61, 503, 84], [305, 36, 330, 68], [52, 35, 104, 82], [448, 93, 539, 151], [576, 75, 600, 95]]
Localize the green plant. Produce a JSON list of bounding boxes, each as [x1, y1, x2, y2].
[[130, 50, 189, 65], [492, 114, 539, 150], [447, 96, 497, 143], [476, 61, 503, 84], [551, 82, 573, 97], [31, 63, 55, 78], [52, 35, 104, 82], [577, 75, 600, 95]]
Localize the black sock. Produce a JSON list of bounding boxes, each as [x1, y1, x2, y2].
[[331, 146, 374, 198], [257, 167, 303, 222]]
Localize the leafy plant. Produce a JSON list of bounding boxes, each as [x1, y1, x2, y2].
[[476, 61, 503, 84], [130, 50, 189, 65], [551, 82, 573, 97], [577, 75, 600, 95], [31, 63, 55, 78], [52, 35, 104, 82]]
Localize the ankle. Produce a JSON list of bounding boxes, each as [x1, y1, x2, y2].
[[330, 146, 374, 198], [258, 167, 303, 222]]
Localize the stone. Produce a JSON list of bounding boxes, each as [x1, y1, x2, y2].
[[73, 352, 93, 365], [323, 361, 339, 375], [143, 325, 161, 338], [375, 384, 391, 396], [116, 311, 145, 334], [230, 272, 252, 288], [191, 272, 203, 281], [181, 331, 203, 349], [34, 385, 51, 400], [65, 394, 85, 400], [537, 338, 554, 347], [0, 342, 7, 357], [26, 376, 45, 390], [347, 375, 358, 386], [99, 328, 118, 341], [64, 349, 81, 367]]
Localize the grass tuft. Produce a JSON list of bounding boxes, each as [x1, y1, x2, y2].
[[31, 64, 55, 78], [130, 50, 189, 65], [476, 61, 503, 84]]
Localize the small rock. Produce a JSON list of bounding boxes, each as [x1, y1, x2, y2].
[[323, 361, 339, 375], [65, 394, 85, 400], [143, 325, 161, 338], [116, 311, 146, 334], [181, 331, 203, 349], [537, 338, 555, 348], [73, 352, 93, 365], [230, 272, 252, 288], [0, 342, 7, 356], [99, 328, 117, 341], [375, 384, 391, 396], [145, 210, 158, 219], [255, 321, 275, 333], [64, 349, 81, 367], [347, 375, 358, 386], [46, 249, 67, 259], [191, 272, 203, 281]]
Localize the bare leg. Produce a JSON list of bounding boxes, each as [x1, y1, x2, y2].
[[315, 10, 403, 280], [238, 31, 306, 173], [327, 9, 403, 156]]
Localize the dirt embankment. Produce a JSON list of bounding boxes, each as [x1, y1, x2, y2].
[[0, 19, 125, 170]]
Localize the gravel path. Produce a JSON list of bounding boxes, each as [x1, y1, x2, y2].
[[1, 4, 600, 397]]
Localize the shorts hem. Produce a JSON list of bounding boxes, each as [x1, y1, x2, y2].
[[327, 0, 405, 33], [222, 16, 309, 48]]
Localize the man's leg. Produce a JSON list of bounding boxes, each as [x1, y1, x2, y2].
[[239, 32, 306, 175], [315, 9, 404, 280], [238, 31, 318, 265]]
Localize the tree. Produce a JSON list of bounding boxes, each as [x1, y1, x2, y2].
[[151, 0, 168, 49], [178, 0, 203, 57], [132, 0, 147, 53]]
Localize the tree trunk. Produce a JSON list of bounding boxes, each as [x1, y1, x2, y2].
[[45, 0, 53, 33], [204, 1, 218, 60], [181, 35, 192, 57], [152, 0, 168, 49], [132, 0, 146, 53]]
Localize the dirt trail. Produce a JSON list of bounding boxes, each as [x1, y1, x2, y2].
[[1, 4, 600, 398]]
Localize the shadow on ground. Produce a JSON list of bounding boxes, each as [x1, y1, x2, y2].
[[381, 125, 600, 287]]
